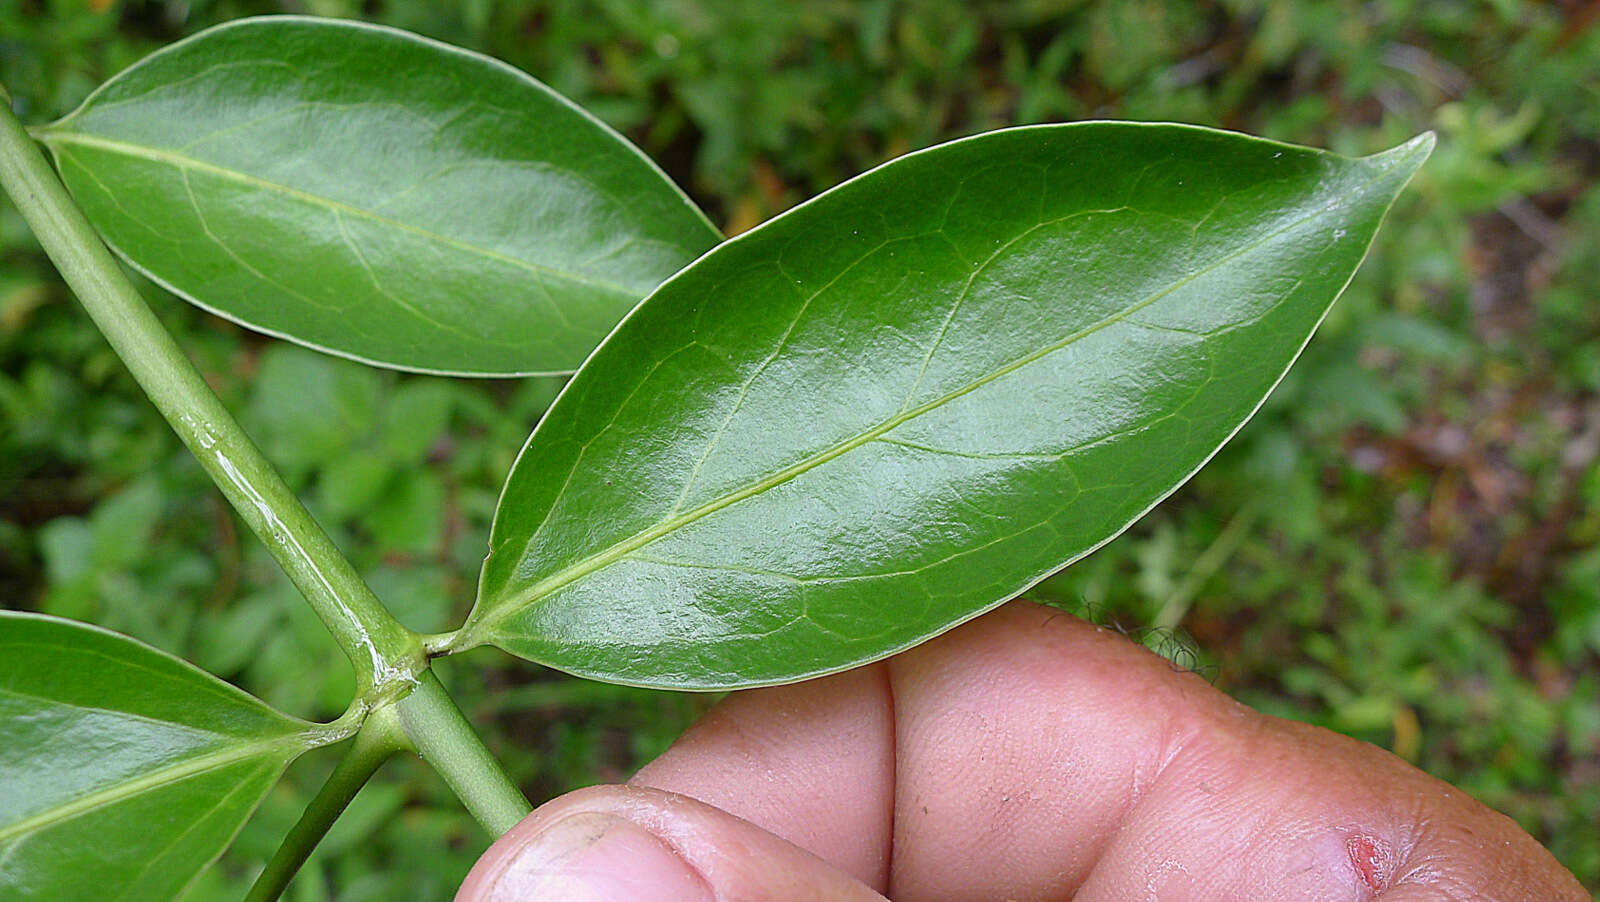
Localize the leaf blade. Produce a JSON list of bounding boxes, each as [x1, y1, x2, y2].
[[0, 611, 322, 900], [38, 16, 720, 376], [466, 123, 1433, 688]]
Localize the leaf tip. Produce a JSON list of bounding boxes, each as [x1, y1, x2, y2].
[[1403, 130, 1437, 159], [1367, 131, 1437, 174]]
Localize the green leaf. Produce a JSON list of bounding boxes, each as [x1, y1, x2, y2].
[[36, 16, 720, 376], [460, 123, 1433, 689], [0, 611, 331, 899]]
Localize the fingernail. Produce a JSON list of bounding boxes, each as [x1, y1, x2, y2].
[[484, 812, 714, 902]]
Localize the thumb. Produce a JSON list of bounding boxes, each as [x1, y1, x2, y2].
[[455, 785, 886, 901]]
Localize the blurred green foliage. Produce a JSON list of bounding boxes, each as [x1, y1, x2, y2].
[[3, 0, 1597, 895]]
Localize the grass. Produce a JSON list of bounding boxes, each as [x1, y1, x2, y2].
[[3, 0, 1597, 895]]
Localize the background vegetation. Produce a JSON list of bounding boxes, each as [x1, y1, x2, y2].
[[3, 0, 1597, 896]]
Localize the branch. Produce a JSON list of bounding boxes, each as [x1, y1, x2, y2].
[[0, 92, 420, 694]]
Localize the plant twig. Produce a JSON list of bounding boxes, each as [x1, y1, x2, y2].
[[0, 94, 419, 694], [397, 671, 531, 835], [244, 707, 410, 902], [1, 91, 535, 841]]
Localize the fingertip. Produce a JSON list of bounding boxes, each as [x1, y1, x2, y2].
[[458, 786, 885, 902], [457, 810, 712, 902]]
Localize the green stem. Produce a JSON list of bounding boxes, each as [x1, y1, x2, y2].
[[244, 708, 409, 902], [0, 93, 417, 694], [0, 88, 531, 841], [398, 671, 531, 835]]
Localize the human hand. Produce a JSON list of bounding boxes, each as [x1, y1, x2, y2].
[[456, 601, 1585, 900]]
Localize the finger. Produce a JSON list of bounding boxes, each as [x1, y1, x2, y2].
[[885, 601, 1228, 899], [896, 603, 1581, 900], [630, 660, 894, 887], [633, 600, 1586, 901], [1067, 708, 1573, 902], [454, 784, 885, 902]]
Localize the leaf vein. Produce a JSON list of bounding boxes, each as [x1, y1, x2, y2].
[[0, 735, 303, 844], [471, 153, 1412, 641], [110, 758, 277, 902], [42, 131, 640, 301]]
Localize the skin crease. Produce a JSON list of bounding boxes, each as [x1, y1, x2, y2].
[[458, 601, 1586, 901]]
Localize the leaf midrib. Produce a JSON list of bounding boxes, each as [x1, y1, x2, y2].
[[469, 156, 1407, 642], [0, 732, 303, 843], [40, 130, 640, 300]]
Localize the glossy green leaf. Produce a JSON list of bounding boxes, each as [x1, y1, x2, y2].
[[35, 16, 720, 376], [460, 123, 1433, 689], [0, 611, 332, 899]]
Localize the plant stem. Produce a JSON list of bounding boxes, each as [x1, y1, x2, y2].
[[244, 707, 410, 902], [0, 89, 531, 842], [397, 671, 532, 835], [0, 94, 418, 694]]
